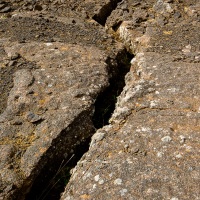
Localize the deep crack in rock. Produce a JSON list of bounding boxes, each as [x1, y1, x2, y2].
[[93, 0, 123, 26], [93, 50, 133, 129], [24, 49, 133, 200], [21, 2, 133, 199]]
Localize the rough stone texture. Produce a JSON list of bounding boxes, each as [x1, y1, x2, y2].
[[0, 1, 123, 197], [0, 40, 111, 199], [0, 0, 120, 20], [61, 1, 200, 200], [0, 0, 200, 199]]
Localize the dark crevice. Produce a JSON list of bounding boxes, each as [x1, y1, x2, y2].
[[93, 49, 133, 128], [24, 110, 94, 200], [25, 139, 91, 200], [24, 49, 133, 200], [92, 0, 123, 26], [112, 20, 123, 32]]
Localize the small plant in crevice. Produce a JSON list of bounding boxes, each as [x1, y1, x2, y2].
[[32, 156, 73, 200]]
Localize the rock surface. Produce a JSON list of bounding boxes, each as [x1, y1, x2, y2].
[[0, 0, 200, 200], [0, 40, 111, 199], [0, 1, 123, 199], [61, 0, 200, 200]]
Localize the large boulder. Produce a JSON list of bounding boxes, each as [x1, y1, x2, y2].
[[0, 41, 109, 199]]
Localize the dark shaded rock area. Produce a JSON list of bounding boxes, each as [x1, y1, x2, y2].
[[93, 50, 133, 129], [25, 138, 91, 200], [0, 0, 200, 200]]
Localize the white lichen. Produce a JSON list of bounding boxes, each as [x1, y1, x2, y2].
[[98, 179, 104, 185], [93, 184, 97, 189], [161, 136, 172, 143], [119, 189, 128, 196], [114, 178, 122, 185], [94, 175, 100, 182]]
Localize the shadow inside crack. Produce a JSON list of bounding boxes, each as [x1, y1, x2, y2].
[[25, 49, 133, 200], [92, 49, 133, 128], [25, 138, 90, 200], [92, 0, 123, 26]]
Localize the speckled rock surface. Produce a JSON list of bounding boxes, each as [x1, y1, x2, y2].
[[0, 40, 112, 199], [0, 0, 200, 199], [61, 1, 200, 200], [0, 1, 123, 198]]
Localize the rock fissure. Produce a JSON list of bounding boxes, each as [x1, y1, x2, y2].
[[92, 0, 123, 26], [93, 49, 133, 128], [24, 49, 133, 200]]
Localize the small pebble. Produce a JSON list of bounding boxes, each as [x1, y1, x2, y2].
[[26, 112, 41, 123], [179, 135, 186, 143], [8, 60, 16, 67], [10, 53, 20, 60]]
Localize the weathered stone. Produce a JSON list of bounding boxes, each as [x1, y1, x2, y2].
[[0, 0, 200, 199], [61, 1, 200, 200], [0, 37, 120, 199], [0, 6, 11, 13]]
